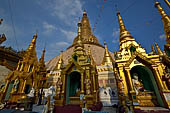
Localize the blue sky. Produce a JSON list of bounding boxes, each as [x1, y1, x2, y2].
[[0, 0, 169, 61]]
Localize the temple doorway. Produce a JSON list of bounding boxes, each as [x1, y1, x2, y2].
[[130, 65, 164, 107], [4, 80, 14, 101], [66, 71, 81, 104]]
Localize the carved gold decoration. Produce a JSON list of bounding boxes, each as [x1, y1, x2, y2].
[[0, 33, 40, 103], [54, 19, 99, 109], [115, 11, 170, 110]]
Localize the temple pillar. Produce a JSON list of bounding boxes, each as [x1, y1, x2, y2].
[[118, 66, 128, 96], [92, 71, 96, 93], [124, 67, 134, 92], [152, 65, 170, 109], [80, 71, 84, 93], [61, 74, 66, 94], [152, 65, 166, 90], [0, 80, 9, 102], [21, 79, 26, 93]]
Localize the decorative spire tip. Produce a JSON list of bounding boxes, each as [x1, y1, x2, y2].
[[83, 9, 87, 16], [104, 41, 107, 45], [155, 1, 160, 7]]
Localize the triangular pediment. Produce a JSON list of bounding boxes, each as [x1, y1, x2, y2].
[[125, 52, 156, 67], [62, 58, 84, 74]]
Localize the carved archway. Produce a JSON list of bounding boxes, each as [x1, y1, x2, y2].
[[130, 65, 164, 107], [66, 71, 81, 105]]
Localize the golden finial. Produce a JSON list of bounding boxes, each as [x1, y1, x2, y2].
[[54, 50, 63, 70], [116, 11, 133, 42], [117, 11, 127, 33], [164, 0, 170, 8], [155, 42, 163, 55], [27, 33, 37, 51], [155, 2, 168, 19], [59, 50, 63, 63], [155, 1, 170, 44], [77, 18, 82, 45], [104, 41, 109, 57], [38, 48, 46, 72], [152, 45, 156, 55], [39, 48, 45, 63], [83, 9, 87, 16], [102, 41, 113, 65]]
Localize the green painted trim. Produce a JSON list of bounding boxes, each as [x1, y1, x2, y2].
[[5, 81, 14, 101], [66, 74, 70, 104], [145, 67, 164, 107]]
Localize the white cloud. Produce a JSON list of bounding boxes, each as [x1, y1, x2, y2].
[[159, 34, 166, 40], [0, 8, 5, 16], [60, 28, 77, 42], [43, 21, 57, 35], [112, 29, 119, 44], [51, 0, 83, 25], [0, 23, 14, 38], [56, 41, 69, 48], [37, 0, 83, 26]]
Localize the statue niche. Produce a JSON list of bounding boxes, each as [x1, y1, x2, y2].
[[132, 73, 145, 95], [130, 65, 161, 107]]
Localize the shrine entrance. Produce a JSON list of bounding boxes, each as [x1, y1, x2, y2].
[[66, 71, 81, 105], [4, 80, 14, 101], [130, 65, 164, 107]]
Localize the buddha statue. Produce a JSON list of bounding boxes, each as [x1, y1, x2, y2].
[[27, 88, 35, 97], [132, 73, 144, 95]]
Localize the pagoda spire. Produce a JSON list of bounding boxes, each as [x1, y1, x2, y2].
[[102, 41, 113, 65], [77, 18, 83, 46], [152, 45, 156, 55], [81, 9, 92, 38], [54, 50, 63, 71], [23, 33, 38, 62], [155, 42, 163, 55], [39, 49, 45, 64], [27, 33, 37, 52], [155, 2, 170, 44], [116, 11, 134, 43], [73, 19, 87, 64], [87, 46, 96, 65], [71, 10, 101, 47], [164, 0, 170, 8], [38, 49, 46, 72]]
